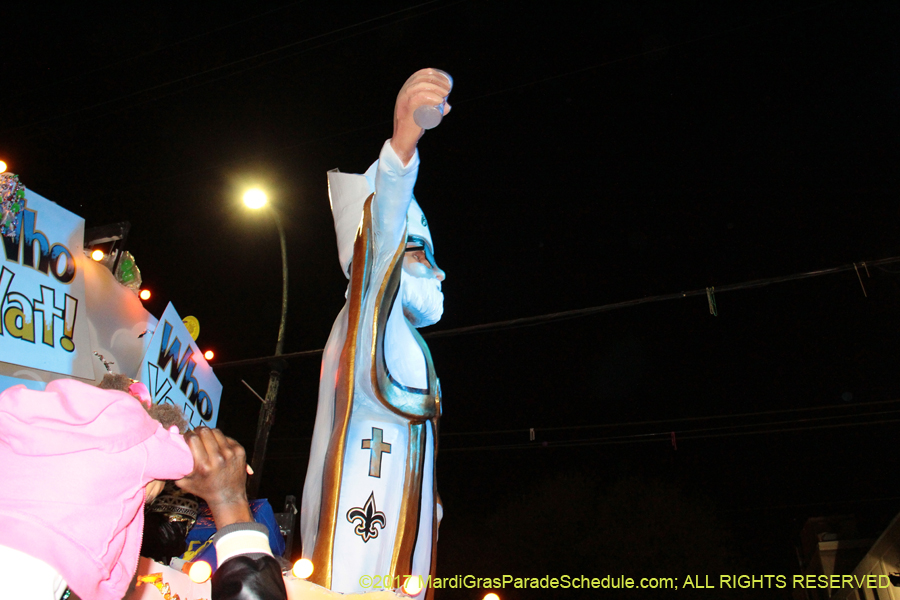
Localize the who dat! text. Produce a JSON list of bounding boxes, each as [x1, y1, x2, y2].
[[151, 320, 215, 424], [0, 208, 78, 351]]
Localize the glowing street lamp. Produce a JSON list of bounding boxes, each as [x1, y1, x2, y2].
[[204, 350, 214, 361], [139, 289, 151, 301], [241, 187, 289, 498], [91, 249, 105, 261], [0, 161, 7, 174], [243, 188, 268, 209]]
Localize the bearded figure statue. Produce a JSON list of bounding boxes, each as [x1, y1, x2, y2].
[[300, 69, 452, 597]]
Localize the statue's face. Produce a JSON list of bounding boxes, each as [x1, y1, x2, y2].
[[402, 241, 445, 281], [401, 239, 445, 328]]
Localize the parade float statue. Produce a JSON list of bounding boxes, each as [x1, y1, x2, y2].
[[301, 69, 452, 596]]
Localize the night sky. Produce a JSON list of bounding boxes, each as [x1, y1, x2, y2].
[[4, 2, 900, 597]]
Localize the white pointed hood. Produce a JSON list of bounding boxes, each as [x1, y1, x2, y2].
[[328, 161, 432, 278]]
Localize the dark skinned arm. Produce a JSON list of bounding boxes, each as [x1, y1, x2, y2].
[[175, 428, 286, 600], [175, 427, 252, 527]]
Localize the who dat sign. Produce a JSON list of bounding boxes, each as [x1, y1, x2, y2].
[[141, 303, 221, 428], [0, 189, 92, 379]]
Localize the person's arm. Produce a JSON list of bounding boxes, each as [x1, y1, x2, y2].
[[175, 428, 287, 600], [176, 428, 252, 527]]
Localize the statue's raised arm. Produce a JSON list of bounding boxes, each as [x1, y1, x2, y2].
[[371, 69, 452, 259], [391, 68, 453, 164]]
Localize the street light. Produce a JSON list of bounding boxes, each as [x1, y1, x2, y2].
[[242, 188, 289, 499], [243, 188, 267, 209]]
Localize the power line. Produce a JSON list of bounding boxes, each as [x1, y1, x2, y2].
[[559, 409, 900, 445], [721, 495, 900, 514], [454, 0, 838, 108], [213, 255, 900, 369], [263, 400, 900, 459], [7, 2, 304, 101], [3, 0, 458, 137], [438, 416, 900, 454], [442, 397, 900, 437], [267, 397, 900, 443], [265, 416, 900, 459], [11, 0, 833, 186], [424, 257, 896, 339]]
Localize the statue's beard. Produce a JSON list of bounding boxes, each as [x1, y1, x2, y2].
[[401, 269, 443, 328]]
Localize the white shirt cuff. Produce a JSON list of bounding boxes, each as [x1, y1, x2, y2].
[[214, 524, 273, 566]]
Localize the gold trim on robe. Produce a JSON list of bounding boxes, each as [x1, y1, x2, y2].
[[309, 195, 374, 588], [310, 194, 441, 591]]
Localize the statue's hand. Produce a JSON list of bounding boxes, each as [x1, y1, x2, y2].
[[391, 68, 452, 164]]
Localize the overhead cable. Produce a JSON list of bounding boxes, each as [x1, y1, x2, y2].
[[6, 2, 304, 101], [265, 416, 900, 460], [442, 397, 900, 437], [2, 0, 457, 137], [439, 416, 900, 454], [213, 255, 900, 369], [263, 400, 900, 459]]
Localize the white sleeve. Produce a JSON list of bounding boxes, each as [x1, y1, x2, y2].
[[372, 140, 420, 258]]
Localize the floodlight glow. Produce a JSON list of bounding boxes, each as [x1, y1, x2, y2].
[[483, 594, 500, 600], [292, 558, 314, 579], [243, 189, 268, 209], [204, 350, 214, 360], [402, 575, 423, 596], [188, 560, 212, 583], [0, 161, 7, 173], [91, 249, 105, 261], [139, 289, 151, 300]]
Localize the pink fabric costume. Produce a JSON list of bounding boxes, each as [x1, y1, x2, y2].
[[0, 379, 194, 600]]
